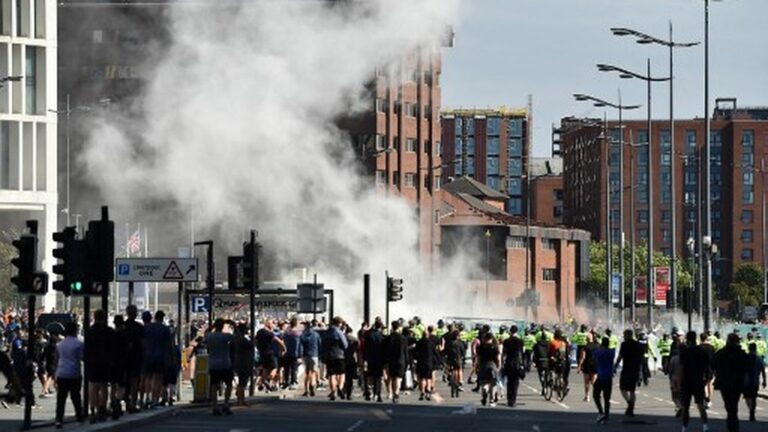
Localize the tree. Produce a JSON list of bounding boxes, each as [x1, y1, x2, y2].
[[588, 240, 692, 305], [0, 230, 22, 309], [729, 262, 764, 307]]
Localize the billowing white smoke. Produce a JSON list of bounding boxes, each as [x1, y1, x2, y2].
[[82, 0, 465, 322]]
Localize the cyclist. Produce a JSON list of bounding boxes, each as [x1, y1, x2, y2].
[[532, 332, 551, 396], [548, 329, 570, 399]]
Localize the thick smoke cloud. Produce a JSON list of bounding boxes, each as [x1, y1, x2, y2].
[[81, 0, 463, 321]]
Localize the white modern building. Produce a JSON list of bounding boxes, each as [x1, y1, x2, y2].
[[0, 0, 57, 309]]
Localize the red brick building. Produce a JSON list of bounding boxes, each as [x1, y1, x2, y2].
[[529, 158, 564, 226], [559, 98, 768, 297], [439, 177, 590, 322]]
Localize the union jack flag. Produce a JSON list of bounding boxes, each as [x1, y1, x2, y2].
[[127, 230, 141, 254]]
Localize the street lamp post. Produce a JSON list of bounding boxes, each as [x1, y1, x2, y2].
[[611, 25, 699, 316], [485, 229, 491, 304], [574, 93, 640, 323], [598, 62, 670, 329], [702, 0, 714, 332]]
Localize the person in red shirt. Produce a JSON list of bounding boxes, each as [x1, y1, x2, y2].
[[548, 329, 571, 394]]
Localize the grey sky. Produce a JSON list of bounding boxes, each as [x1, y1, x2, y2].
[[442, 0, 768, 157]]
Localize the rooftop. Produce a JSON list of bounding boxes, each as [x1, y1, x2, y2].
[[441, 106, 528, 118], [442, 176, 508, 200]]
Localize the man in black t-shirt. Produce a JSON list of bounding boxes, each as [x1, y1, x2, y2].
[[502, 325, 524, 407], [123, 305, 144, 413], [255, 319, 285, 392], [679, 331, 709, 432], [614, 329, 643, 417]]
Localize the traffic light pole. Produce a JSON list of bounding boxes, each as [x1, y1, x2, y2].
[[100, 207, 110, 312], [22, 220, 37, 430], [385, 270, 389, 331], [248, 230, 257, 397], [363, 274, 371, 325]]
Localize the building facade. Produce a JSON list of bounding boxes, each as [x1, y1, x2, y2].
[[529, 157, 563, 226], [440, 176, 590, 322], [440, 107, 530, 216], [0, 0, 58, 308], [559, 99, 768, 298]]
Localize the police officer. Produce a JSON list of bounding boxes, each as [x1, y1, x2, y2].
[[658, 333, 672, 374], [605, 329, 619, 350], [522, 329, 536, 372], [572, 324, 589, 368]]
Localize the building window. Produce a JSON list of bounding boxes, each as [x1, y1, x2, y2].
[[435, 141, 441, 155], [638, 188, 648, 203], [741, 210, 754, 224], [638, 172, 648, 185], [466, 156, 475, 176], [743, 186, 754, 204], [686, 130, 696, 148], [375, 134, 386, 151], [405, 138, 417, 153], [487, 117, 501, 136], [543, 268, 557, 282], [742, 129, 754, 146], [375, 170, 386, 186], [454, 160, 462, 176], [554, 189, 563, 201], [467, 137, 475, 155], [25, 46, 37, 115], [507, 198, 522, 215], [507, 158, 522, 176], [507, 138, 523, 157], [661, 210, 671, 223], [433, 176, 441, 190], [404, 103, 417, 117], [637, 146, 648, 166], [487, 137, 500, 156], [711, 209, 721, 222], [687, 210, 696, 222], [507, 178, 522, 196], [637, 210, 649, 223], [542, 239, 556, 250], [742, 230, 754, 243], [404, 173, 415, 188], [455, 138, 463, 155], [507, 118, 523, 138], [466, 118, 475, 136], [554, 206, 563, 218], [509, 236, 526, 248], [741, 249, 754, 261], [487, 156, 499, 175], [376, 98, 388, 113], [639, 229, 649, 241], [661, 190, 671, 203], [743, 171, 754, 185], [662, 229, 671, 243], [487, 175, 500, 190], [455, 118, 463, 135]]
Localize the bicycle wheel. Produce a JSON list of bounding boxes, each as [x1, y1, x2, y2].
[[554, 375, 563, 401], [543, 372, 554, 401]]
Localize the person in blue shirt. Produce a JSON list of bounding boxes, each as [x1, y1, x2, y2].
[[55, 322, 84, 428], [593, 337, 615, 424], [300, 321, 322, 397]]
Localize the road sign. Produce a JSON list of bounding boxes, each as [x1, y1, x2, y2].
[[191, 295, 211, 313], [115, 258, 198, 282]]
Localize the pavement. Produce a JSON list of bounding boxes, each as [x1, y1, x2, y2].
[[2, 372, 767, 432]]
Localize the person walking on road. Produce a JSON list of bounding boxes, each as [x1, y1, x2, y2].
[[256, 319, 286, 393], [679, 331, 709, 432], [363, 319, 385, 402], [698, 333, 716, 408], [384, 320, 408, 404], [300, 320, 322, 397], [232, 323, 254, 406], [84, 309, 115, 423], [578, 332, 599, 403], [477, 332, 501, 407], [142, 311, 173, 409], [325, 317, 348, 401], [123, 305, 144, 413], [502, 325, 524, 407], [614, 329, 643, 417], [743, 342, 766, 422], [206, 319, 234, 416], [282, 318, 303, 390], [713, 333, 750, 432], [342, 325, 359, 400], [54, 322, 84, 429], [414, 326, 438, 401], [593, 337, 615, 423]]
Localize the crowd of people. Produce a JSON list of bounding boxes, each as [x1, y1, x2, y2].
[[1, 307, 767, 431]]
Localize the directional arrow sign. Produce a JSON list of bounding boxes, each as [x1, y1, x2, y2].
[[116, 258, 199, 282]]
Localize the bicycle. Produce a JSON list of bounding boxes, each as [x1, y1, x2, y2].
[[539, 367, 554, 401], [552, 370, 568, 402]]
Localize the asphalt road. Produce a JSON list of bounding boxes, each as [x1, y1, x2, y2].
[[140, 372, 767, 432]]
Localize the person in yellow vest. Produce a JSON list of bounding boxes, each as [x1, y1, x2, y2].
[[572, 324, 589, 371], [755, 334, 767, 360], [658, 333, 672, 374], [434, 320, 447, 339], [605, 329, 619, 350], [523, 329, 536, 372], [497, 325, 510, 343]]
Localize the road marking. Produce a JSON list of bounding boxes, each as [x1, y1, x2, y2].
[[756, 406, 764, 411], [610, 399, 620, 405], [653, 397, 666, 402], [555, 400, 570, 409], [346, 420, 364, 432], [370, 409, 390, 420], [708, 410, 721, 415]]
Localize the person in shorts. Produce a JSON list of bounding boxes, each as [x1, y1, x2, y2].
[[679, 331, 709, 432], [206, 319, 234, 416], [614, 329, 643, 417], [301, 321, 322, 397], [256, 319, 285, 392], [232, 323, 254, 406]]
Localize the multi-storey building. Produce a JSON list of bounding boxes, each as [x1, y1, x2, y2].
[[440, 107, 530, 216], [559, 98, 768, 297], [0, 0, 58, 308], [529, 157, 563, 226]]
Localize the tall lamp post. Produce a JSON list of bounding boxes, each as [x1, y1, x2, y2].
[[611, 25, 699, 315], [574, 93, 640, 323], [598, 62, 670, 329]]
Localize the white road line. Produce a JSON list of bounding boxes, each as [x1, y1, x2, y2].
[[653, 397, 666, 402], [555, 400, 570, 409], [756, 406, 764, 412], [346, 420, 364, 432], [708, 410, 721, 416]]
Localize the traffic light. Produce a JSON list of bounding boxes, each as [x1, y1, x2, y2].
[[86, 219, 115, 285], [242, 240, 260, 289], [11, 235, 36, 293], [387, 277, 403, 302], [52, 227, 77, 297]]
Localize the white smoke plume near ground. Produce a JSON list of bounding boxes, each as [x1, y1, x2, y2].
[[82, 0, 470, 323]]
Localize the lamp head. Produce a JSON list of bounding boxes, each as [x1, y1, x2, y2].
[[611, 28, 632, 36]]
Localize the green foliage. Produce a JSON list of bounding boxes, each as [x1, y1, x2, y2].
[[588, 240, 692, 303], [0, 230, 22, 309], [729, 262, 764, 307]]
